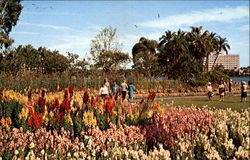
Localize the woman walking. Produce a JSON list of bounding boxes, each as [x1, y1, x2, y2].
[[207, 82, 213, 101], [218, 80, 225, 101], [99, 83, 109, 99], [241, 81, 248, 102], [121, 79, 128, 101]]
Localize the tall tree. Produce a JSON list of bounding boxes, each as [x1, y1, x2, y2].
[[158, 29, 191, 78], [211, 36, 230, 70], [132, 37, 158, 77], [0, 0, 23, 51], [90, 26, 130, 72]]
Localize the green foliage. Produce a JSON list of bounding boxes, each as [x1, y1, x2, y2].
[[0, 99, 18, 118], [188, 79, 208, 87], [73, 116, 83, 136], [94, 109, 110, 130], [0, 0, 23, 50], [132, 37, 159, 77]]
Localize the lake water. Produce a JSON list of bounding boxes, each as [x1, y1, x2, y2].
[[231, 77, 250, 82]]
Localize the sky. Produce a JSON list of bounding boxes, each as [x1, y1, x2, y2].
[[10, 0, 249, 67]]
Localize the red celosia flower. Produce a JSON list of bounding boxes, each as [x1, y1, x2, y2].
[[64, 89, 69, 100], [105, 100, 114, 113], [151, 92, 156, 101], [41, 89, 45, 98], [69, 86, 74, 99], [140, 98, 145, 104], [91, 96, 96, 107], [49, 99, 60, 111], [38, 97, 46, 113], [32, 113, 42, 129], [53, 99, 59, 107], [96, 95, 101, 102], [49, 104, 53, 110], [28, 108, 34, 117], [28, 90, 32, 101], [27, 119, 32, 127], [60, 99, 70, 113], [104, 96, 110, 101], [83, 91, 89, 104], [56, 112, 64, 123], [147, 92, 156, 102]]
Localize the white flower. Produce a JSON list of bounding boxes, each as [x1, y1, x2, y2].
[[104, 151, 108, 157], [14, 150, 19, 155], [41, 149, 45, 155], [73, 152, 79, 158], [67, 152, 71, 157], [80, 142, 85, 149], [29, 142, 35, 149]]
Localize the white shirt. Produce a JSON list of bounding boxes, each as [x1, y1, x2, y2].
[[207, 86, 213, 92], [99, 86, 109, 95], [121, 82, 128, 91], [242, 84, 248, 92]]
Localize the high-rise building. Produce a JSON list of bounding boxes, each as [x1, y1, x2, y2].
[[204, 54, 240, 71]]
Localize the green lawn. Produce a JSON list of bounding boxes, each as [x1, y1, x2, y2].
[[156, 95, 249, 112]]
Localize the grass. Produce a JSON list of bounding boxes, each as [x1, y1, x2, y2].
[[157, 95, 249, 112]]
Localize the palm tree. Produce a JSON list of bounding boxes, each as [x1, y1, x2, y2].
[[211, 36, 230, 70], [188, 26, 214, 72]]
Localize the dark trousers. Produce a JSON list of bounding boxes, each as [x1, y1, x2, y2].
[[122, 91, 126, 101]]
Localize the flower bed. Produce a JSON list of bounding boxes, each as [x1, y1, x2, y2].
[[0, 88, 249, 159]]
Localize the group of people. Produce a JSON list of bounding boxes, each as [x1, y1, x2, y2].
[[99, 78, 136, 102], [207, 78, 248, 102]]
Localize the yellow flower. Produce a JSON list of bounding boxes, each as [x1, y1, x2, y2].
[[49, 111, 54, 118], [146, 110, 154, 119], [118, 106, 123, 115], [66, 114, 73, 126], [19, 108, 29, 120], [83, 111, 97, 127]]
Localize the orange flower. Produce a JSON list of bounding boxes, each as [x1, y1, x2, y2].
[[0, 118, 5, 125], [6, 117, 11, 124], [105, 100, 115, 113], [5, 125, 10, 131]]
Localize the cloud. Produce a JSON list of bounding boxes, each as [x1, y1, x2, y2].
[[139, 6, 249, 29], [19, 22, 72, 30], [11, 31, 40, 35]]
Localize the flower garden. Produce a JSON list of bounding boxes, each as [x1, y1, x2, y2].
[[0, 87, 249, 160]]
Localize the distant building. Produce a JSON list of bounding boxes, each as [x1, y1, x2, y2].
[[204, 54, 240, 71]]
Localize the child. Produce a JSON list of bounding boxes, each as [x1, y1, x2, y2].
[[112, 80, 120, 100], [128, 83, 136, 102], [207, 82, 213, 101]]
